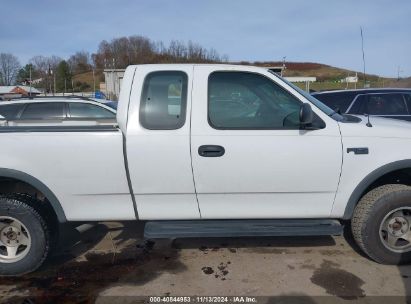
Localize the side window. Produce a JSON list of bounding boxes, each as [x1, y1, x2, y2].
[[68, 103, 116, 119], [20, 103, 65, 119], [348, 95, 366, 114], [208, 72, 302, 129], [140, 71, 188, 130], [0, 104, 24, 119], [366, 94, 407, 115], [315, 93, 356, 113], [404, 94, 411, 113]]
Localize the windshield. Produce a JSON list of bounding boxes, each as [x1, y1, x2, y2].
[[105, 101, 118, 110], [267, 70, 344, 120]]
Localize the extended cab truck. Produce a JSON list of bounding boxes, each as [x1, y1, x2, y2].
[[2, 64, 411, 275]]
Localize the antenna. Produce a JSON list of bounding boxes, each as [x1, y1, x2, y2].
[[29, 65, 32, 96], [360, 27, 366, 88], [365, 113, 373, 128]]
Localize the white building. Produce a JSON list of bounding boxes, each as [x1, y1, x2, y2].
[[284, 77, 317, 91], [103, 69, 125, 100], [341, 73, 358, 83]]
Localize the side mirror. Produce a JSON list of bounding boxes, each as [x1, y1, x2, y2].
[[299, 103, 313, 126]]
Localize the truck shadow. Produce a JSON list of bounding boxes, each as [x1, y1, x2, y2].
[[169, 234, 336, 254], [0, 222, 186, 304], [3, 221, 411, 303]]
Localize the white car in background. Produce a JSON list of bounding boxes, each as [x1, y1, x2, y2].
[[0, 97, 117, 126]]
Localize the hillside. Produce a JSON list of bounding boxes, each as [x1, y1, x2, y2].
[[72, 71, 104, 92], [249, 61, 411, 91], [250, 61, 380, 81]]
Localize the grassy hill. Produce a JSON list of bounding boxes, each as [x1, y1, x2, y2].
[[243, 61, 404, 91], [251, 61, 380, 80], [72, 71, 104, 92]]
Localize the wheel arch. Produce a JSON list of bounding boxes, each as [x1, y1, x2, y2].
[[0, 168, 67, 223], [343, 159, 411, 220]]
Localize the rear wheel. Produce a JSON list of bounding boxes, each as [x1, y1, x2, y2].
[[0, 195, 50, 275], [352, 184, 411, 264]]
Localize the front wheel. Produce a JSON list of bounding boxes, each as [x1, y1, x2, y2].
[[352, 184, 411, 264], [0, 195, 51, 275]]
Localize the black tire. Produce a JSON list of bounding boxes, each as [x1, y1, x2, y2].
[[352, 184, 411, 264], [0, 195, 51, 275]]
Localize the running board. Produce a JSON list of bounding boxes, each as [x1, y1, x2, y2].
[[144, 219, 343, 239]]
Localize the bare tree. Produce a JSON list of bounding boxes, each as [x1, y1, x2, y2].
[[0, 53, 21, 85], [92, 35, 227, 69], [68, 51, 92, 74], [29, 55, 62, 93]]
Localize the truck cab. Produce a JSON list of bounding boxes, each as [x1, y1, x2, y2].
[[1, 64, 411, 275]]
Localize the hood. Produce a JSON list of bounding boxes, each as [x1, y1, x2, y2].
[[338, 115, 411, 139]]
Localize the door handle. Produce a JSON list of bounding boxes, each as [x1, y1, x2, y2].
[[198, 145, 225, 157]]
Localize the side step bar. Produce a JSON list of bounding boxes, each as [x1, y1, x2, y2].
[[144, 219, 343, 239]]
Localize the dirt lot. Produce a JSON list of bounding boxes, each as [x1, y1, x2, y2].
[[0, 222, 410, 303]]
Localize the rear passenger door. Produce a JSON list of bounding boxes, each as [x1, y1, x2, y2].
[[126, 66, 200, 220]]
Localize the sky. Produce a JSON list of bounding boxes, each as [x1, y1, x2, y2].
[[0, 0, 410, 78]]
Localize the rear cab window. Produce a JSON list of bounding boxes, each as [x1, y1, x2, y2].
[[139, 71, 188, 130]]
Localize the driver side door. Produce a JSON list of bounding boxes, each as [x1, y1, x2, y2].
[[190, 67, 342, 219]]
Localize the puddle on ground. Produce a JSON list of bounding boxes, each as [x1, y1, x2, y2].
[[0, 240, 186, 303], [201, 266, 214, 275], [201, 262, 230, 281], [310, 259, 365, 299]]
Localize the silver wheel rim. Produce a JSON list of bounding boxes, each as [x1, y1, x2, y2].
[[0, 216, 31, 263], [379, 207, 411, 253]]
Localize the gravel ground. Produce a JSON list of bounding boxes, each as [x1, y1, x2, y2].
[[0, 221, 410, 303]]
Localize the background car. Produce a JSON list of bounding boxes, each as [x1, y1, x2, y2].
[[0, 96, 117, 126], [312, 88, 411, 121]]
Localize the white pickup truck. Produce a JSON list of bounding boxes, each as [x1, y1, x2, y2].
[[1, 64, 411, 275]]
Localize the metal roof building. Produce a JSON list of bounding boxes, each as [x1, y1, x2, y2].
[[0, 86, 41, 100]]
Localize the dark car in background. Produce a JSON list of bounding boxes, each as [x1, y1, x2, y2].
[[312, 88, 411, 121]]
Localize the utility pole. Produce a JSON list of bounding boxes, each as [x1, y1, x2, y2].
[[397, 66, 403, 80], [360, 27, 366, 88], [53, 70, 56, 96], [44, 68, 48, 96], [92, 68, 96, 97], [281, 56, 286, 77], [112, 58, 116, 100], [29, 65, 32, 96]]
